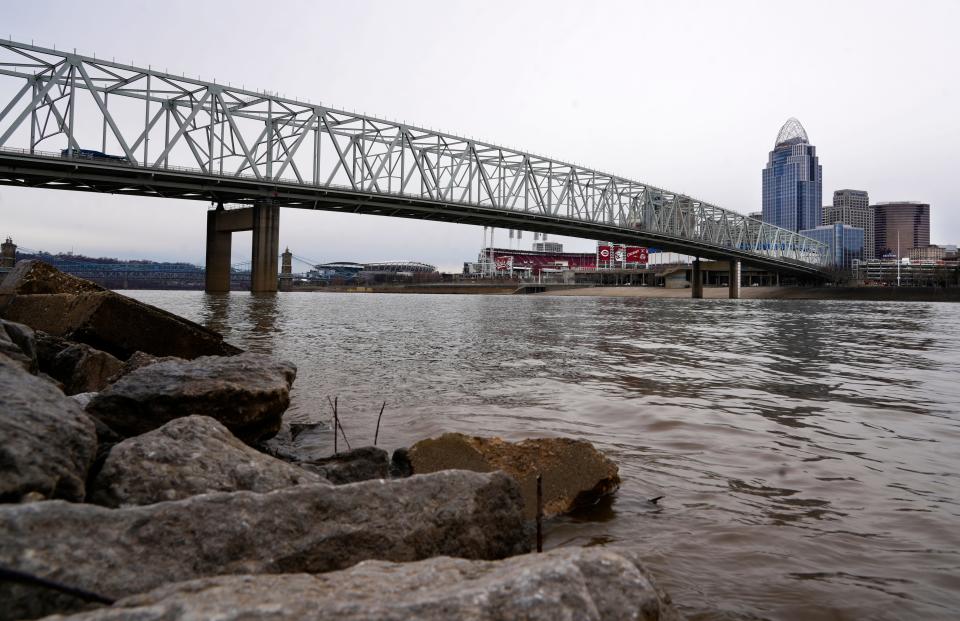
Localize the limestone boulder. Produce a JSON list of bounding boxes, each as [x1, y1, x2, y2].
[[48, 342, 124, 395], [0, 318, 37, 373], [408, 433, 620, 518], [0, 290, 241, 360], [0, 260, 104, 295], [107, 351, 177, 382], [40, 547, 682, 621], [0, 470, 529, 620], [86, 353, 296, 443], [0, 357, 97, 502], [299, 446, 390, 484], [69, 392, 98, 409], [89, 415, 327, 507], [35, 330, 72, 369]]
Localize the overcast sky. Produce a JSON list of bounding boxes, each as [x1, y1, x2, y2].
[[2, 0, 958, 271]]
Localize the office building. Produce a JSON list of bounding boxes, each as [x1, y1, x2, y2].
[[832, 189, 870, 210], [762, 118, 822, 232], [823, 189, 874, 260], [873, 202, 930, 259], [799, 223, 864, 270], [910, 245, 944, 262]]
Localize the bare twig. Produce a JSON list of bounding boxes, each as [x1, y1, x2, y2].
[[327, 396, 338, 455], [373, 401, 387, 445], [536, 473, 544, 553], [327, 395, 351, 452], [337, 416, 352, 451]]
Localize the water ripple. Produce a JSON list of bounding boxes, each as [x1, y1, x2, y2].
[[130, 291, 960, 621]]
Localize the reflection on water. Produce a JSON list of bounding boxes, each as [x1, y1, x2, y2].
[[128, 291, 960, 621]]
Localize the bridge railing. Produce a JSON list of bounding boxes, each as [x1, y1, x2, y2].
[[0, 39, 829, 268]]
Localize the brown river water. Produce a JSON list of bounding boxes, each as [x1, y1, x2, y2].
[[129, 291, 960, 621]]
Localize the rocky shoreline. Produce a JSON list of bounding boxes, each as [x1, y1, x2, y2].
[[0, 261, 681, 620]]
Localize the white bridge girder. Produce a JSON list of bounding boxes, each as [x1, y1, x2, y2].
[[0, 39, 828, 271]]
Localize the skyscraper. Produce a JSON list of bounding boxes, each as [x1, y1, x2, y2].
[[823, 189, 875, 259], [873, 202, 930, 259], [762, 118, 822, 232], [833, 189, 870, 210]]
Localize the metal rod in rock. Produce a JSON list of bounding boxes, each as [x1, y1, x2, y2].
[[0, 567, 115, 605], [374, 401, 387, 445], [536, 473, 544, 553]]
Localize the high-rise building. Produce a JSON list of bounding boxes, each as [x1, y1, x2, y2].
[[799, 223, 864, 270], [762, 118, 822, 232], [823, 189, 874, 260], [873, 201, 930, 259], [832, 189, 870, 210]]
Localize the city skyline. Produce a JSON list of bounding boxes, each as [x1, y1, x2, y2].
[[1, 0, 957, 271]]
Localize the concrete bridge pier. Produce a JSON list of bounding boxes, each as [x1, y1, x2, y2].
[[691, 258, 704, 299], [205, 205, 235, 293], [729, 260, 741, 299], [204, 201, 280, 293], [250, 202, 280, 293]]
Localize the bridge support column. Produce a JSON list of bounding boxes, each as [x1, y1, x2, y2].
[[691, 259, 703, 299], [205, 207, 233, 293], [729, 260, 741, 299], [251, 201, 280, 293]]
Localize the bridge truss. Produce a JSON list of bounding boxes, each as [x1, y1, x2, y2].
[[0, 39, 827, 274]]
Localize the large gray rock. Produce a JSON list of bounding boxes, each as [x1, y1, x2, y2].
[[90, 415, 327, 507], [106, 351, 177, 383], [299, 446, 390, 484], [85, 353, 296, 444], [0, 470, 529, 620], [48, 342, 124, 395], [0, 318, 37, 373], [0, 260, 104, 296], [0, 262, 240, 360], [0, 357, 97, 502], [40, 547, 682, 621], [408, 433, 621, 518]]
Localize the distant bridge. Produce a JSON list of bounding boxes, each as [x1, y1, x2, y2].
[[0, 39, 828, 295]]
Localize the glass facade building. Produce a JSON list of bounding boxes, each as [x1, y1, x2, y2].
[[872, 201, 930, 259], [823, 189, 874, 260], [762, 118, 822, 232], [799, 223, 864, 270]]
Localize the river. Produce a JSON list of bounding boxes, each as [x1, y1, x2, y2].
[[128, 291, 960, 621]]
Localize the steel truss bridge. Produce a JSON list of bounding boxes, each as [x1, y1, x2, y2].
[[0, 39, 828, 291]]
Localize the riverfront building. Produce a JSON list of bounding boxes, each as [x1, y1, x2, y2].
[[832, 189, 870, 210], [910, 245, 945, 262], [762, 118, 822, 232], [823, 189, 875, 260], [873, 201, 930, 259], [799, 223, 864, 270]]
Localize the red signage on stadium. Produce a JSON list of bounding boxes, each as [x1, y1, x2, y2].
[[597, 245, 613, 261], [495, 256, 514, 271], [625, 246, 648, 264]]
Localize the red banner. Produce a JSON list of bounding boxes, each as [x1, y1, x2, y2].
[[495, 256, 514, 271], [597, 245, 613, 262], [625, 246, 648, 264]]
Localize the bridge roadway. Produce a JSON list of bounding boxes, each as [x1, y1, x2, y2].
[[0, 40, 829, 293]]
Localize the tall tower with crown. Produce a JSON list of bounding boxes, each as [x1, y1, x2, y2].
[[761, 118, 822, 232]]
